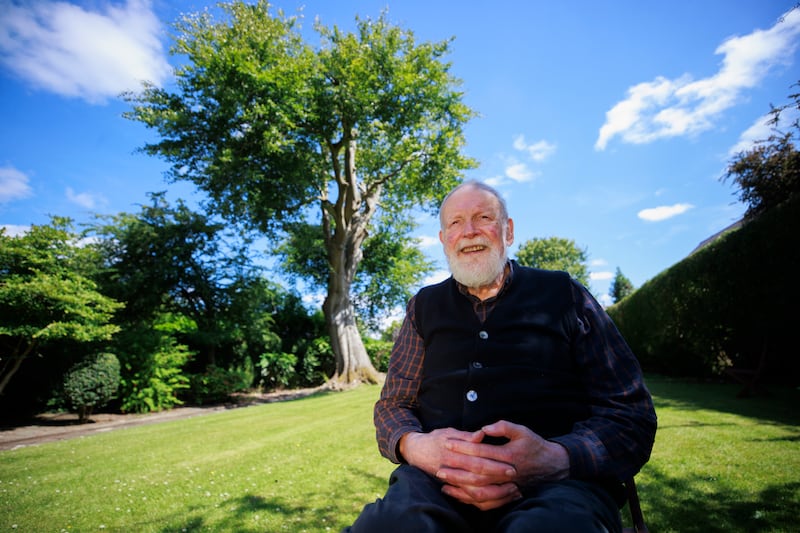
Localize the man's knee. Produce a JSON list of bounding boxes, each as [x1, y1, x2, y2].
[[345, 465, 471, 533], [498, 480, 621, 533]]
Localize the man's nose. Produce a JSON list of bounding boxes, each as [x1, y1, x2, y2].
[[461, 219, 477, 236]]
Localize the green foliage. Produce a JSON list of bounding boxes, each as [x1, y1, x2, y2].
[[186, 364, 252, 405], [363, 337, 393, 373], [514, 236, 590, 286], [115, 321, 192, 413], [124, 0, 476, 383], [723, 82, 800, 220], [609, 267, 634, 304], [0, 218, 121, 397], [62, 352, 120, 422], [607, 196, 799, 379], [258, 352, 298, 389]]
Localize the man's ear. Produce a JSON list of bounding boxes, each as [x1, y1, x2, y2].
[[506, 218, 514, 245], [439, 229, 444, 244]]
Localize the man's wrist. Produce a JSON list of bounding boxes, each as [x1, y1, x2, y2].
[[398, 431, 422, 464]]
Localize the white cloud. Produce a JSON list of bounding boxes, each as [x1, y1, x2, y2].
[[596, 8, 800, 150], [590, 271, 614, 281], [416, 235, 440, 248], [0, 0, 171, 104], [505, 161, 536, 183], [597, 293, 614, 308], [637, 203, 695, 222], [2, 224, 30, 237], [484, 175, 505, 187], [513, 135, 557, 162], [590, 258, 608, 267], [66, 187, 105, 209], [0, 165, 33, 202]]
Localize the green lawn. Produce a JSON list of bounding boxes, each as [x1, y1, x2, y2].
[[1, 376, 798, 532]]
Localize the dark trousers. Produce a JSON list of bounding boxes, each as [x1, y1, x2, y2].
[[344, 464, 622, 533]]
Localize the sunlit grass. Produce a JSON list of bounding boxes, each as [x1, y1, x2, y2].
[[1, 377, 798, 532]]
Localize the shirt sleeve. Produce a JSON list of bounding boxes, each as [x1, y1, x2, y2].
[[373, 295, 426, 463], [549, 281, 658, 482]]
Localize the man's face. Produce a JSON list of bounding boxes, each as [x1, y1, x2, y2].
[[439, 186, 514, 288]]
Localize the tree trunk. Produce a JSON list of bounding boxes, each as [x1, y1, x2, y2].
[[0, 341, 36, 396], [324, 289, 380, 387], [322, 137, 382, 387]]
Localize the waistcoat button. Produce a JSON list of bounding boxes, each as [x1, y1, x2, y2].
[[472, 361, 483, 369], [478, 330, 489, 340], [466, 390, 478, 402]]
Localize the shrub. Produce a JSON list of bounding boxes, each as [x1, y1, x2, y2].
[[62, 352, 121, 423], [186, 365, 251, 405], [258, 352, 298, 390], [364, 337, 393, 373]]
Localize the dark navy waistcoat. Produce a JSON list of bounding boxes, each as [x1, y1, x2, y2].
[[413, 264, 591, 438]]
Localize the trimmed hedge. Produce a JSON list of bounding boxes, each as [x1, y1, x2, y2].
[[63, 352, 121, 422], [607, 196, 799, 381]]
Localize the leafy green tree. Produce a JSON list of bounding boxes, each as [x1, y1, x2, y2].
[[515, 237, 590, 286], [0, 219, 121, 396], [724, 82, 800, 219], [90, 193, 257, 369], [124, 1, 476, 385], [609, 267, 635, 303]]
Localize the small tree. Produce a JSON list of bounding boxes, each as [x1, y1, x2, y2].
[[724, 82, 800, 219], [609, 267, 635, 303], [0, 219, 121, 396], [63, 352, 121, 423], [515, 237, 590, 286]]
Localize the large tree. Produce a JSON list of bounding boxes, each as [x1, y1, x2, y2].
[[515, 236, 590, 287], [124, 1, 475, 386]]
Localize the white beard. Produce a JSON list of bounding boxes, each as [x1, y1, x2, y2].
[[445, 242, 507, 288]]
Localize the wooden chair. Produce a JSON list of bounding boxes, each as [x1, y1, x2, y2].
[[622, 477, 648, 533]]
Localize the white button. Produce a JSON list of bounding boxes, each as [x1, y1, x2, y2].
[[478, 331, 489, 339], [466, 390, 478, 402], [472, 361, 483, 369]]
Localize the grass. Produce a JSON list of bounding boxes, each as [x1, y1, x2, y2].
[[1, 376, 798, 532]]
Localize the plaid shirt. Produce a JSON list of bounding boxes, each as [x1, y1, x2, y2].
[[374, 262, 657, 482]]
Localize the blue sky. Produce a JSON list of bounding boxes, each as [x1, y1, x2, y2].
[[1, 1, 799, 307]]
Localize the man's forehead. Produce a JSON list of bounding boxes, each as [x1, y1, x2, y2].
[[442, 187, 499, 214]]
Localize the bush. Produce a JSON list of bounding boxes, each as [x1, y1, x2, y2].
[[364, 337, 393, 373], [117, 332, 192, 414], [186, 365, 251, 405], [258, 352, 298, 390], [63, 352, 121, 423]]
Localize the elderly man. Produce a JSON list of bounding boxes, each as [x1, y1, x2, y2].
[[345, 180, 657, 532]]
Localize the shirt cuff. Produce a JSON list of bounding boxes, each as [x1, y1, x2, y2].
[[550, 431, 609, 479]]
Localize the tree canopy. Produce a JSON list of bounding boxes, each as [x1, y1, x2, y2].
[[609, 267, 635, 304], [0, 219, 121, 396], [724, 82, 800, 220], [515, 236, 590, 287], [124, 0, 476, 385]]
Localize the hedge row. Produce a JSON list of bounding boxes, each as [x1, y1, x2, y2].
[[607, 196, 799, 382]]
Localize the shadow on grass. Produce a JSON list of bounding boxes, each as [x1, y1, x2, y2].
[[636, 465, 800, 532], [646, 375, 800, 427], [158, 468, 388, 532]]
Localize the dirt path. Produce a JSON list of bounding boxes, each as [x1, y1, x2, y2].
[[0, 388, 323, 452]]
